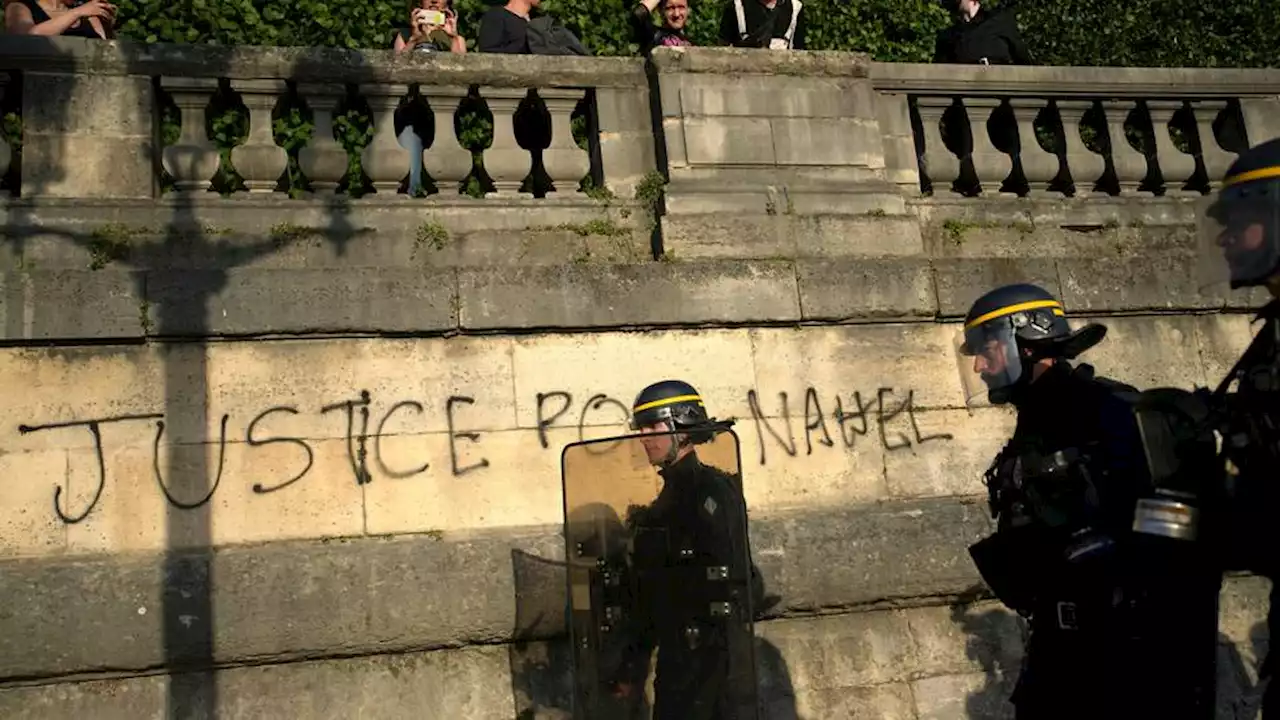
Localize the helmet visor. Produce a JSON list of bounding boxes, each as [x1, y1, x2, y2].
[[1196, 182, 1280, 292], [955, 319, 1023, 407]]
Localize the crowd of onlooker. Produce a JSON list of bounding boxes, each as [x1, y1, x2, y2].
[[2, 0, 1031, 67]]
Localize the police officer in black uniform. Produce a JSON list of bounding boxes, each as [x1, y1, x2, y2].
[[958, 283, 1221, 719], [1196, 137, 1280, 717], [607, 380, 759, 720]]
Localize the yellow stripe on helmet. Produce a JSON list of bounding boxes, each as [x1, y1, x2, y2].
[[1222, 165, 1280, 189], [965, 299, 1065, 330], [633, 394, 704, 413]]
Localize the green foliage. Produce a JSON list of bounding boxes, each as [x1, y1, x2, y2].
[[108, 0, 1278, 66]]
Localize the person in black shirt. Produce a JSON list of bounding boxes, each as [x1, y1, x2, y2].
[[719, 0, 805, 50], [477, 0, 539, 53], [933, 0, 1031, 65], [4, 0, 115, 38], [631, 0, 693, 55]]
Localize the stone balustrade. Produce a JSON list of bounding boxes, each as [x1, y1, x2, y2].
[[871, 63, 1280, 200], [1, 38, 1277, 212]]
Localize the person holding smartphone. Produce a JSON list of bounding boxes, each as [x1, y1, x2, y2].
[[393, 0, 466, 55], [391, 0, 466, 196]]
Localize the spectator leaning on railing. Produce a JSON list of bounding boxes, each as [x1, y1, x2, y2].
[[719, 0, 805, 50], [630, 0, 693, 55], [932, 0, 1030, 65], [3, 0, 115, 38]]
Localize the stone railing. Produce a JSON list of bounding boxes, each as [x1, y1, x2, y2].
[[871, 62, 1280, 200], [0, 36, 654, 201], [1, 38, 1280, 212]]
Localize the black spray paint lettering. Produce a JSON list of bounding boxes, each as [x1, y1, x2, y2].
[[321, 391, 373, 486], [747, 387, 954, 465], [18, 413, 164, 524], [535, 391, 633, 450], [247, 406, 315, 493], [375, 401, 430, 479], [152, 413, 230, 510], [447, 396, 489, 476]]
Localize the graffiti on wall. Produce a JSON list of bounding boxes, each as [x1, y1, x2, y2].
[[17, 385, 954, 525]]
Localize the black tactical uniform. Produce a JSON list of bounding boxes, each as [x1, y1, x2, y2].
[[959, 284, 1221, 720], [1197, 138, 1280, 717], [609, 380, 759, 720]]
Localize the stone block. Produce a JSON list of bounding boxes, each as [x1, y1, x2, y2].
[[904, 602, 1024, 679], [883, 407, 1016, 499], [932, 257, 1062, 317], [507, 327, 756, 429], [1056, 253, 1226, 312], [24, 73, 151, 137], [458, 262, 801, 329], [21, 135, 156, 199], [1083, 315, 1212, 390], [1195, 313, 1263, 386], [748, 324, 967, 411], [751, 498, 993, 614], [144, 268, 458, 335], [771, 117, 882, 167], [677, 75, 859, 118], [912, 672, 1017, 720], [661, 214, 924, 260], [592, 85, 654, 134], [1, 270, 145, 340], [796, 257, 935, 321], [0, 645, 525, 720], [683, 116, 776, 165], [795, 683, 917, 720], [757, 612, 915, 689]]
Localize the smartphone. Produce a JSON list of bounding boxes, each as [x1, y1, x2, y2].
[[415, 9, 446, 26]]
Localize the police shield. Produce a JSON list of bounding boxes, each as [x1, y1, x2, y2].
[[561, 424, 760, 720]]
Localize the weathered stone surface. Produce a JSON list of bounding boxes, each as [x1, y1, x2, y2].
[[1, 498, 995, 679], [796, 258, 934, 320], [145, 268, 458, 335], [662, 214, 924, 260], [0, 34, 650, 88], [932, 258, 1061, 318], [458, 262, 800, 328], [1, 270, 144, 340], [1057, 253, 1226, 312]]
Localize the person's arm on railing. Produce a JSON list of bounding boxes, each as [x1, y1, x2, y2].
[[630, 0, 660, 54], [4, 0, 114, 36], [789, 3, 806, 50]]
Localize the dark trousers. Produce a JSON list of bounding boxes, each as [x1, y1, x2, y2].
[[652, 623, 756, 720]]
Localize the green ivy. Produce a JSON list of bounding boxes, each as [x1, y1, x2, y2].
[[108, 0, 1278, 66]]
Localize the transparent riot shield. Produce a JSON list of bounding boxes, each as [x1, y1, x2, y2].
[[561, 424, 759, 720]]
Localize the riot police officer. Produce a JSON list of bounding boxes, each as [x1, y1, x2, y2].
[[607, 379, 759, 720], [958, 283, 1221, 719], [1197, 136, 1280, 716]]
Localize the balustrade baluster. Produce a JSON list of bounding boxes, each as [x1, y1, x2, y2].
[[1191, 101, 1236, 189], [1056, 100, 1106, 197], [160, 77, 220, 193], [965, 98, 1015, 197], [421, 86, 473, 195], [1147, 100, 1197, 196], [1009, 98, 1059, 196], [539, 88, 590, 195], [915, 97, 961, 196], [0, 79, 11, 197], [296, 83, 349, 193], [229, 79, 288, 193], [1100, 100, 1151, 197], [481, 88, 533, 196], [360, 83, 411, 193]]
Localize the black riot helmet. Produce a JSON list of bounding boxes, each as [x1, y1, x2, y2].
[[1197, 137, 1280, 291], [955, 283, 1107, 406], [630, 379, 716, 466]]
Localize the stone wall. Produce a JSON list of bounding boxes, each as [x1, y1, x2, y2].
[[0, 37, 1277, 719]]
